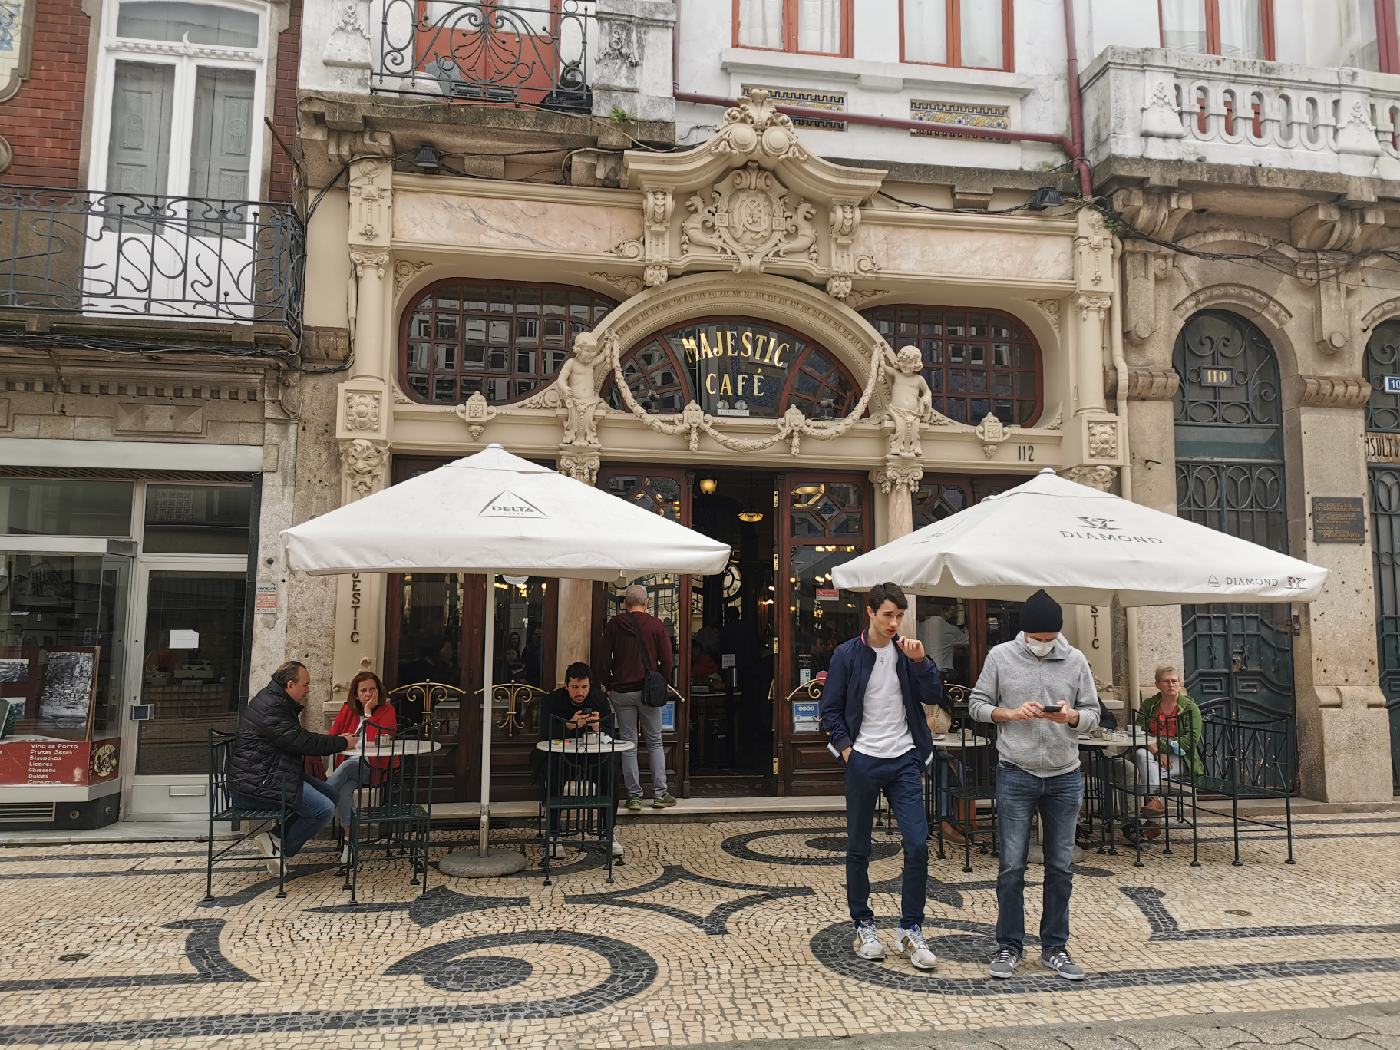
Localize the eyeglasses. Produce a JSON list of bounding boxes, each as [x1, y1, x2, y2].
[[1156, 678, 1181, 686]]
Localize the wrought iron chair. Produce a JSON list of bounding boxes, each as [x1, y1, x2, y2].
[[204, 729, 288, 900], [343, 719, 440, 903], [931, 718, 1000, 873], [539, 712, 620, 886], [386, 680, 466, 730], [477, 680, 547, 739]]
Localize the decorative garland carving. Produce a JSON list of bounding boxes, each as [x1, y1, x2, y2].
[[1297, 375, 1371, 409], [1175, 283, 1293, 332], [1029, 298, 1062, 334], [393, 259, 432, 295]]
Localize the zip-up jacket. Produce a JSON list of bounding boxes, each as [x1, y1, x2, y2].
[[819, 632, 944, 765], [967, 633, 1101, 777]]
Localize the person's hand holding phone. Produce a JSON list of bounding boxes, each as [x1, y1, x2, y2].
[[1038, 702, 1076, 725]]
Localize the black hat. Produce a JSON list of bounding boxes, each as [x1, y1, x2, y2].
[[1021, 589, 1063, 634]]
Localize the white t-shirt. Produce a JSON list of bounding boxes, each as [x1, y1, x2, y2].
[[853, 641, 915, 759]]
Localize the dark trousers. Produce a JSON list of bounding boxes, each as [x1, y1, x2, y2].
[[994, 763, 1083, 953], [844, 748, 928, 929]]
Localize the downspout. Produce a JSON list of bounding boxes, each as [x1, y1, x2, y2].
[[1110, 234, 1141, 714], [1062, 0, 1094, 197]]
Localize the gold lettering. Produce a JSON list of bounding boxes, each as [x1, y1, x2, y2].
[[724, 330, 736, 357], [741, 330, 754, 358], [680, 335, 700, 364], [771, 341, 789, 368], [718, 373, 733, 397], [752, 373, 765, 398], [699, 330, 717, 359], [754, 334, 769, 363], [705, 373, 719, 395]]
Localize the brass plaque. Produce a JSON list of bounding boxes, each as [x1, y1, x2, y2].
[[1311, 496, 1365, 544]]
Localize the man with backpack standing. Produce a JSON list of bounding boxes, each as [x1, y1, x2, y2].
[[598, 584, 677, 811]]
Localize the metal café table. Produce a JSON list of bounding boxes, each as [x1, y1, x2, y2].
[[535, 735, 635, 885]]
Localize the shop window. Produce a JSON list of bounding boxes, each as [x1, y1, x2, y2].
[[399, 280, 614, 406], [605, 318, 860, 420], [863, 305, 1043, 426], [1159, 0, 1275, 60], [734, 0, 853, 57], [1366, 320, 1400, 432], [142, 484, 252, 555], [0, 479, 134, 537], [901, 0, 1013, 71]]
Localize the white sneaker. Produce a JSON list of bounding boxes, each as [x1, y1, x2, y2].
[[547, 838, 565, 860], [853, 920, 885, 961], [895, 925, 938, 971], [611, 835, 624, 859], [340, 844, 350, 866], [252, 832, 281, 877]]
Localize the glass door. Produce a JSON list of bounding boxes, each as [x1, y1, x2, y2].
[[123, 562, 247, 818], [777, 472, 870, 795]]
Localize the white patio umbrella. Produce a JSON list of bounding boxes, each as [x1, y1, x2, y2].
[[833, 468, 1327, 606], [283, 444, 730, 875]]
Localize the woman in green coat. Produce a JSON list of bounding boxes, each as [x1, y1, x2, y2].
[[1134, 665, 1203, 816]]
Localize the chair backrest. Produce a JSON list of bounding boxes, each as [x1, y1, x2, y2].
[[478, 681, 547, 737], [541, 713, 618, 806], [1199, 696, 1296, 794], [386, 680, 466, 728], [208, 729, 236, 817], [352, 718, 439, 814]]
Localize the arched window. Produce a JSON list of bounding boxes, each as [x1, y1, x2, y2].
[[861, 305, 1042, 426], [399, 280, 614, 405], [605, 317, 859, 420], [1366, 319, 1400, 432]]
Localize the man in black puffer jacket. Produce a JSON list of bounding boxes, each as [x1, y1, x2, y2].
[[230, 661, 355, 873]]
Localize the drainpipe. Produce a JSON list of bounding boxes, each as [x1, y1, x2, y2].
[[1110, 234, 1141, 714], [1061, 0, 1094, 197]]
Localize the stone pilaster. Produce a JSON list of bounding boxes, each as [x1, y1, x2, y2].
[[330, 437, 389, 705], [555, 453, 602, 683]]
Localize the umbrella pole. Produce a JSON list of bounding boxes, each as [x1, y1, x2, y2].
[[479, 573, 495, 857], [437, 571, 525, 879]]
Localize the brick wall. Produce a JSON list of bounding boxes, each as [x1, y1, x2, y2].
[[0, 0, 93, 186], [269, 0, 303, 203]]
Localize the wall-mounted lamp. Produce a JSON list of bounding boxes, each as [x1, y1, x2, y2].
[[414, 144, 443, 173], [737, 510, 764, 523], [698, 478, 718, 495], [1026, 186, 1065, 211]]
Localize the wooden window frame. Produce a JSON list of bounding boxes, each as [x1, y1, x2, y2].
[[1157, 0, 1277, 60], [731, 0, 854, 58], [1378, 0, 1400, 73], [898, 0, 1015, 72]]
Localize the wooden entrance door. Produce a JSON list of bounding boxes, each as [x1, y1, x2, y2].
[[776, 472, 872, 795]]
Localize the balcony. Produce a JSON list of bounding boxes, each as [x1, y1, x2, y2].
[[1082, 47, 1400, 180], [376, 0, 597, 111], [0, 188, 304, 344]]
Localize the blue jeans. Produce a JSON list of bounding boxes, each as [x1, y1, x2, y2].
[[844, 748, 928, 929], [995, 763, 1082, 953], [325, 755, 370, 826], [235, 774, 337, 860]]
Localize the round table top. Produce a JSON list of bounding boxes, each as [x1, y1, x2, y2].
[[931, 735, 990, 749], [359, 738, 441, 757], [535, 736, 637, 755], [1077, 733, 1157, 750]]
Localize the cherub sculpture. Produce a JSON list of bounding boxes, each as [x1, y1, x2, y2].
[[556, 332, 608, 447], [883, 343, 932, 459]]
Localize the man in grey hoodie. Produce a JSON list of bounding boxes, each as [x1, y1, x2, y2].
[[967, 589, 1100, 982]]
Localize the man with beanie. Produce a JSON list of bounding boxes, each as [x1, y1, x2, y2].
[[968, 589, 1100, 982], [821, 582, 944, 972]]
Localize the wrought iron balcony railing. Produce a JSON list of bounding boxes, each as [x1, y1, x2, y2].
[[0, 187, 305, 339], [377, 0, 595, 112]]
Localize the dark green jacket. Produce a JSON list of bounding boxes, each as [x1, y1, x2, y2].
[[1135, 692, 1204, 777]]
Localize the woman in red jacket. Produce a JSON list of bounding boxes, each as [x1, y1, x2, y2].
[[326, 670, 397, 862]]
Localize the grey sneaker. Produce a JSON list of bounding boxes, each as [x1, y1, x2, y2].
[[1042, 948, 1086, 981], [853, 920, 885, 961], [894, 925, 937, 971], [625, 795, 643, 812], [988, 945, 1021, 979], [611, 835, 624, 859], [653, 792, 677, 808], [252, 832, 280, 877]]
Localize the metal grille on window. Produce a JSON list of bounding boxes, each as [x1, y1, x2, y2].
[[1173, 310, 1295, 787], [1365, 319, 1400, 794], [862, 305, 1042, 426], [401, 281, 614, 405]]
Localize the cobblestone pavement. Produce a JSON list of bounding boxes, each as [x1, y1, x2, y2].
[[0, 810, 1398, 1049]]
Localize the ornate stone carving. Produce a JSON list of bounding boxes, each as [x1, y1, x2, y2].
[[349, 248, 388, 279], [614, 90, 886, 296], [597, 18, 639, 67], [558, 447, 601, 485], [843, 287, 891, 309], [1290, 202, 1384, 253], [1175, 284, 1292, 332], [453, 391, 499, 439], [1044, 406, 1064, 430], [1105, 367, 1181, 402], [1060, 465, 1118, 493], [872, 463, 924, 494], [1074, 208, 1112, 290], [1029, 298, 1061, 334], [324, 0, 371, 68], [1362, 299, 1400, 334], [1298, 376, 1371, 410], [1337, 98, 1382, 156], [1141, 80, 1185, 139], [881, 344, 934, 460], [343, 391, 381, 432], [1087, 420, 1118, 460], [975, 413, 1009, 459], [348, 159, 390, 245], [1077, 293, 1112, 323], [391, 383, 413, 405], [1114, 187, 1194, 240], [341, 438, 388, 500], [589, 271, 645, 298], [394, 259, 432, 295], [524, 332, 609, 447]]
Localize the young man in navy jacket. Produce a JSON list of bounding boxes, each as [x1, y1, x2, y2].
[[820, 581, 944, 971]]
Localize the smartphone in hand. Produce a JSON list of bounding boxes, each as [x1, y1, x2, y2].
[[1040, 702, 1065, 714]]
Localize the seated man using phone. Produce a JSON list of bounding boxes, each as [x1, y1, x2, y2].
[[967, 589, 1101, 983], [535, 661, 623, 860]]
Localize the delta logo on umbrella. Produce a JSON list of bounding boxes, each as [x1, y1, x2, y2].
[[480, 491, 547, 519]]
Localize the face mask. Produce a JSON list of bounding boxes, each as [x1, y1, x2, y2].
[[1026, 638, 1055, 658]]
